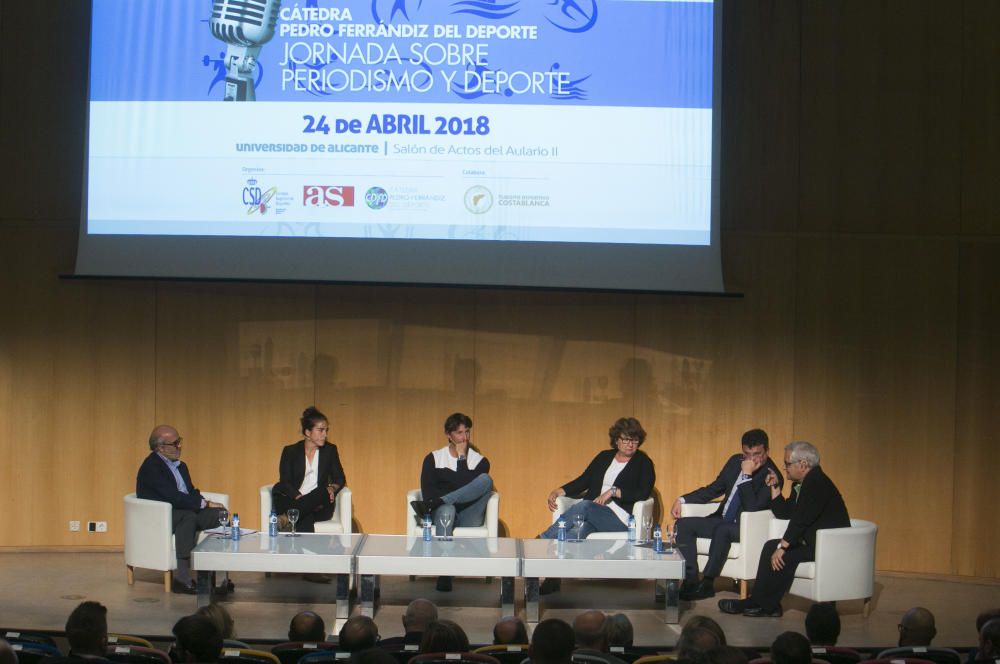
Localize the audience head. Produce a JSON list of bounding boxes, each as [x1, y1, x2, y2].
[[195, 603, 235, 640], [493, 616, 529, 645], [173, 614, 223, 663], [289, 610, 326, 642], [609, 418, 646, 448], [339, 616, 379, 653], [605, 613, 634, 648], [420, 620, 469, 653], [676, 628, 721, 664], [301, 406, 328, 434], [770, 632, 812, 664], [704, 646, 749, 664], [0, 640, 17, 664], [65, 600, 109, 656], [573, 610, 609, 651], [805, 602, 841, 646], [977, 609, 1000, 634], [682, 616, 727, 647], [979, 618, 1000, 661], [530, 618, 575, 664], [402, 598, 438, 634], [898, 607, 937, 647]]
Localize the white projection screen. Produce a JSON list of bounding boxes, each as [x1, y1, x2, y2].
[[76, 0, 724, 293]]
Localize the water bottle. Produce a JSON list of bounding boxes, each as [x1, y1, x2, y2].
[[231, 513, 240, 541], [627, 515, 636, 543], [268, 510, 279, 538], [422, 513, 433, 542], [557, 519, 567, 542], [653, 523, 663, 553]]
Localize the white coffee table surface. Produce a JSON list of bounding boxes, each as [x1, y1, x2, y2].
[[192, 533, 364, 574], [520, 538, 684, 579], [355, 535, 520, 577]]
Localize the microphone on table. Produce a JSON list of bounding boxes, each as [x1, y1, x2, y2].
[[210, 0, 281, 101]]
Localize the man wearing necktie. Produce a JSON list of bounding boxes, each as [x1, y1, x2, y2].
[[719, 440, 851, 617], [672, 429, 783, 601]]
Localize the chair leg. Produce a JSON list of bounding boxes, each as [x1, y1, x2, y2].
[[163, 571, 172, 592], [127, 565, 135, 585], [739, 580, 748, 599], [863, 597, 872, 617]]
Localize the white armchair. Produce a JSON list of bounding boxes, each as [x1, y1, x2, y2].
[[769, 517, 878, 615], [124, 491, 229, 592], [259, 485, 352, 534], [405, 488, 499, 537], [680, 503, 774, 598], [552, 496, 656, 540]]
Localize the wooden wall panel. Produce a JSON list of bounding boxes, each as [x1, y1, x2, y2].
[[952, 241, 1000, 577], [960, 0, 1000, 235], [0, 226, 155, 546], [473, 291, 636, 537], [799, 1, 962, 234], [314, 286, 476, 535], [636, 234, 797, 523], [719, 0, 800, 233], [153, 282, 316, 527], [792, 237, 957, 573]]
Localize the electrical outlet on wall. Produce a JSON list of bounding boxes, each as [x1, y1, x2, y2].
[[69, 521, 80, 532], [95, 521, 108, 533]]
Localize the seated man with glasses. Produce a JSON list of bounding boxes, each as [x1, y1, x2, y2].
[[136, 424, 226, 594]]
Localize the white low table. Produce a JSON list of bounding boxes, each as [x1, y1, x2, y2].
[[520, 538, 685, 624], [354, 535, 520, 617], [191, 533, 364, 626]]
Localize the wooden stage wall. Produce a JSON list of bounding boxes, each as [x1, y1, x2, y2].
[[0, 1, 997, 580]]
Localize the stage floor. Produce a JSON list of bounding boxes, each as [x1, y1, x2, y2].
[[0, 552, 996, 650]]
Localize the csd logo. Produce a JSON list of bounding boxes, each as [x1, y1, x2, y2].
[[243, 186, 263, 205], [303, 185, 356, 207]]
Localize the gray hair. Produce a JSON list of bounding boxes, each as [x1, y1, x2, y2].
[[605, 613, 634, 648], [785, 441, 820, 468], [148, 432, 165, 450]]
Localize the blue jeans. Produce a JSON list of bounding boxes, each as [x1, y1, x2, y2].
[[432, 473, 493, 536], [539, 500, 628, 539]]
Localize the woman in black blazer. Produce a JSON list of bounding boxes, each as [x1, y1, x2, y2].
[[272, 406, 347, 533]]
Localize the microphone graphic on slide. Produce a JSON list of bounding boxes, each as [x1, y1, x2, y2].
[[210, 0, 281, 101]]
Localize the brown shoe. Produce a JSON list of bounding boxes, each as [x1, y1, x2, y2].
[[277, 514, 291, 532]]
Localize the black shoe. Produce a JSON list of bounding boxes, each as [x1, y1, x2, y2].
[[743, 605, 783, 618], [682, 578, 715, 600], [539, 578, 561, 595], [303, 573, 332, 584], [172, 580, 197, 595], [718, 598, 748, 614], [435, 576, 453, 592], [410, 500, 429, 517]]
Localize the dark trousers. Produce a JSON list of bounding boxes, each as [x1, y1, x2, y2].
[[748, 538, 814, 611], [173, 507, 223, 560], [272, 485, 335, 533], [675, 516, 740, 579]]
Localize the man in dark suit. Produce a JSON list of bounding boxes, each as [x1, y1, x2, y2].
[[136, 424, 225, 594], [719, 440, 850, 617], [672, 429, 783, 600]]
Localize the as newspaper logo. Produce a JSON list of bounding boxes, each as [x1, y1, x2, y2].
[[303, 185, 355, 207]]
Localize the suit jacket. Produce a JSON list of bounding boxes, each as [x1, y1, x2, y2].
[[274, 440, 346, 498], [136, 451, 205, 512], [561, 449, 655, 516], [772, 465, 850, 551], [682, 453, 783, 518]]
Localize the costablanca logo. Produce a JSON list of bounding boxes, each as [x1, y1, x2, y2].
[[303, 185, 355, 207], [243, 178, 279, 215], [463, 185, 493, 214], [365, 186, 389, 210]]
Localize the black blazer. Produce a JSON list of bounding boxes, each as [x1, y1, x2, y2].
[[274, 441, 346, 499], [682, 453, 783, 518], [561, 449, 655, 516], [772, 465, 850, 550], [136, 452, 205, 512]]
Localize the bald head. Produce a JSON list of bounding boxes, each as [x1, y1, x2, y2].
[[898, 607, 936, 647], [403, 599, 438, 634], [339, 616, 379, 653], [494, 616, 529, 645], [288, 611, 326, 642], [0, 640, 18, 664], [574, 610, 607, 650], [980, 618, 1000, 659]]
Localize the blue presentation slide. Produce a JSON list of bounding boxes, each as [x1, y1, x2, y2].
[[87, 0, 714, 245]]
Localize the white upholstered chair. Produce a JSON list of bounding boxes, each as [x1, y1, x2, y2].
[[552, 496, 656, 539], [259, 485, 353, 534], [769, 517, 878, 615], [124, 491, 229, 591], [405, 488, 499, 537], [679, 502, 774, 598]]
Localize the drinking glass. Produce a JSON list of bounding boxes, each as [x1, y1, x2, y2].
[[286, 508, 300, 537], [572, 514, 586, 542], [217, 509, 229, 537], [664, 526, 676, 553], [640, 515, 652, 543], [439, 511, 454, 541]]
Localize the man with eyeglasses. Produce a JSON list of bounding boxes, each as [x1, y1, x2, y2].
[[136, 424, 226, 594], [672, 428, 783, 601], [719, 440, 850, 617]]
